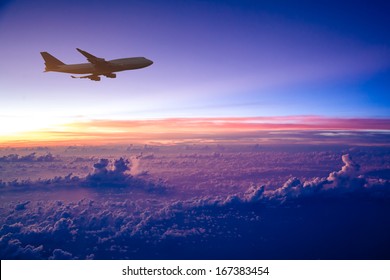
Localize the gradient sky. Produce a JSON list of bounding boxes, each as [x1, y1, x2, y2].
[[1, 0, 390, 144]]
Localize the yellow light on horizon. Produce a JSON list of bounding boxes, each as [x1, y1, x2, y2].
[[0, 115, 79, 141]]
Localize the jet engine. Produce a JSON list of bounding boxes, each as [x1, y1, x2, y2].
[[90, 76, 101, 81], [105, 73, 117, 78]]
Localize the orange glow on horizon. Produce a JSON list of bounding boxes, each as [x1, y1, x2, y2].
[[1, 116, 390, 147]]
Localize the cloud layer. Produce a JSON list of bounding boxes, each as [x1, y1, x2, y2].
[[0, 153, 56, 162], [1, 154, 389, 259]]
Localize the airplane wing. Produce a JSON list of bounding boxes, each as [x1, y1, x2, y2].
[[76, 48, 109, 66]]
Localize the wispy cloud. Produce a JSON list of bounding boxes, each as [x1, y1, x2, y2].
[[2, 116, 390, 146]]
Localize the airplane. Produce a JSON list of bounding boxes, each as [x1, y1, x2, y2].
[[40, 48, 153, 81]]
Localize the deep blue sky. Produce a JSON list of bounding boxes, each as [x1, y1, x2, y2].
[[0, 0, 390, 137]]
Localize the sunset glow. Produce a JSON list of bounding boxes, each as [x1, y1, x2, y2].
[[2, 116, 389, 146]]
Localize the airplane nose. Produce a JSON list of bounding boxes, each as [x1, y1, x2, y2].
[[147, 59, 153, 66]]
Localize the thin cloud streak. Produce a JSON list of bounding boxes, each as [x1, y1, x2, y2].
[[1, 116, 390, 146], [59, 116, 390, 132]]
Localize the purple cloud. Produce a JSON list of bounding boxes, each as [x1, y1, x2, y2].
[[0, 153, 389, 259]]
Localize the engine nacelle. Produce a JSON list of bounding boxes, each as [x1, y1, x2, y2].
[[90, 76, 101, 81], [105, 73, 116, 78]]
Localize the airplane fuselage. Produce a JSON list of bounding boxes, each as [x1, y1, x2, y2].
[[41, 49, 153, 80], [48, 57, 153, 75]]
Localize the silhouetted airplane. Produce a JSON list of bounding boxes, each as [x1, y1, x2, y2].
[[40, 48, 153, 81]]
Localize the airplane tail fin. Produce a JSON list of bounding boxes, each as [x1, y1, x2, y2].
[[40, 52, 65, 71]]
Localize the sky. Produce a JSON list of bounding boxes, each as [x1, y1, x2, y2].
[[1, 0, 390, 262], [1, 0, 390, 145]]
